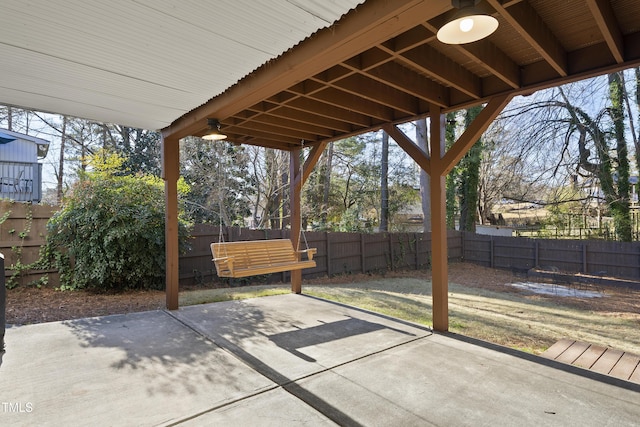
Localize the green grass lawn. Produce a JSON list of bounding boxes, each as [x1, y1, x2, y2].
[[179, 275, 640, 356]]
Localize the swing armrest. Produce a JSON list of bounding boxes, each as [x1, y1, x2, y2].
[[213, 256, 235, 272], [296, 248, 317, 261]]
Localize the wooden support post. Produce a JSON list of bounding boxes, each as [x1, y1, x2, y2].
[[390, 96, 512, 332], [290, 148, 302, 293], [430, 104, 449, 332], [162, 135, 180, 310]]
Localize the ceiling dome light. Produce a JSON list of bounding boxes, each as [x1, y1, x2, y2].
[[437, 0, 498, 45], [202, 119, 227, 141], [459, 18, 474, 33]]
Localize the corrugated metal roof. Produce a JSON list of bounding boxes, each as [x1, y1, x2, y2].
[[0, 0, 363, 130]]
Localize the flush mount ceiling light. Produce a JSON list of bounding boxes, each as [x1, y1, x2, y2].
[[202, 119, 227, 141], [437, 0, 498, 45]]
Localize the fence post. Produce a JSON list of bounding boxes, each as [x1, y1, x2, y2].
[[326, 232, 332, 277], [414, 233, 419, 269], [490, 236, 494, 268], [1, 253, 6, 357], [582, 243, 587, 273], [360, 234, 366, 274], [388, 233, 394, 271], [534, 241, 539, 268]]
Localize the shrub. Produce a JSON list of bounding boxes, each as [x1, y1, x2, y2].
[[44, 151, 191, 291]]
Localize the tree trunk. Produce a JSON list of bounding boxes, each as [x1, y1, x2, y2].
[[57, 116, 67, 203], [416, 118, 431, 232], [380, 131, 389, 231], [6, 107, 12, 131], [459, 107, 483, 232], [445, 112, 457, 229], [608, 72, 632, 241], [321, 142, 333, 226]]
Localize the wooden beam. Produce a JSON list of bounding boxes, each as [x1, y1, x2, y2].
[[302, 142, 327, 186], [382, 123, 431, 175], [225, 120, 319, 142], [487, 0, 567, 77], [400, 44, 482, 98], [260, 105, 353, 133], [421, 17, 520, 90], [325, 74, 419, 115], [286, 96, 373, 127], [308, 87, 395, 122], [458, 41, 521, 90], [429, 104, 448, 332], [385, 25, 435, 53], [441, 94, 512, 175], [365, 62, 449, 107], [162, 135, 180, 310], [587, 0, 624, 64], [233, 114, 335, 138], [162, 0, 451, 140]]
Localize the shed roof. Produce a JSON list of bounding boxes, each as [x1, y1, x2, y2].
[[0, 128, 50, 146]]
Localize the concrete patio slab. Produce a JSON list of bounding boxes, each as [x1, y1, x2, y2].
[[296, 336, 640, 426], [2, 293, 639, 426], [0, 310, 275, 426], [172, 293, 431, 384]]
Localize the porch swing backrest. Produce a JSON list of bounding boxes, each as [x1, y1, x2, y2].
[[211, 239, 317, 278]]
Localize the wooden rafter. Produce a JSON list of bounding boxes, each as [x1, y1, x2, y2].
[[442, 94, 513, 175], [382, 123, 431, 175], [485, 0, 567, 77], [587, 0, 624, 64]]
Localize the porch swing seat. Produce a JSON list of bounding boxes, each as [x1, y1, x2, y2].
[[211, 239, 317, 278]]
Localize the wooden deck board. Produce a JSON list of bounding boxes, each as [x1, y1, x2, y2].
[[556, 341, 590, 364], [573, 345, 607, 369], [541, 338, 575, 359], [591, 349, 624, 375], [610, 353, 640, 380], [542, 339, 640, 384], [630, 364, 640, 383]]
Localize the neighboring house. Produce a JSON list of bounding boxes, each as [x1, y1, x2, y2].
[[0, 129, 49, 202]]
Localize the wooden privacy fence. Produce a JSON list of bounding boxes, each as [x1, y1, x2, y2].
[[0, 201, 59, 287], [183, 226, 640, 285], [462, 231, 640, 280], [3, 213, 639, 286], [179, 225, 463, 285]]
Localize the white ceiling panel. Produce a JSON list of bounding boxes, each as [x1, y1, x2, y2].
[[0, 0, 363, 130]]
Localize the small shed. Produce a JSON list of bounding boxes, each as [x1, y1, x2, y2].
[[0, 129, 50, 202]]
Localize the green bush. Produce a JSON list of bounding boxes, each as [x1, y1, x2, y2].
[[44, 152, 191, 291]]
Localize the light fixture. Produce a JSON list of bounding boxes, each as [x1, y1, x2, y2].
[[202, 119, 227, 140], [437, 0, 498, 45]]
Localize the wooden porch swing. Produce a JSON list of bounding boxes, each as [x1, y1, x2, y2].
[[210, 238, 316, 278], [210, 140, 316, 279]]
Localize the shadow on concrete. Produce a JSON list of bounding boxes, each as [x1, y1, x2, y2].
[[61, 310, 259, 397], [267, 316, 415, 362], [169, 294, 429, 426]]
